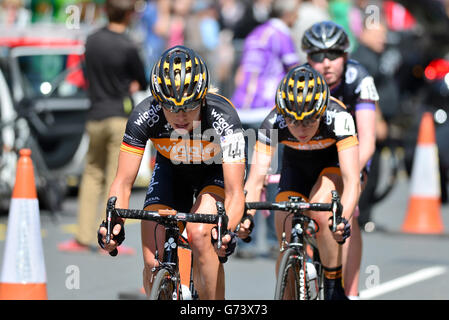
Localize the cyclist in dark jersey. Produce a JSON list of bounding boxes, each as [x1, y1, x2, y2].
[[98, 46, 246, 300], [243, 65, 360, 300], [302, 21, 380, 299]]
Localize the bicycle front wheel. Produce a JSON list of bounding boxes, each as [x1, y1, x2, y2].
[[149, 268, 181, 300], [274, 248, 308, 300]]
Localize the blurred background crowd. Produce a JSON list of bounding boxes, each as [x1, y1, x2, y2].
[[1, 0, 449, 226]]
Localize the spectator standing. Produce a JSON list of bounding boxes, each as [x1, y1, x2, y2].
[[58, 0, 148, 253], [292, 0, 330, 63], [231, 0, 300, 259], [351, 14, 398, 231], [138, 0, 171, 77]]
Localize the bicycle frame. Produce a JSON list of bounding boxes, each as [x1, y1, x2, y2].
[[280, 209, 322, 300], [104, 196, 228, 300], [245, 191, 342, 300]]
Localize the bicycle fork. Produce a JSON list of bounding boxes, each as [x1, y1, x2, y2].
[[152, 224, 181, 300]]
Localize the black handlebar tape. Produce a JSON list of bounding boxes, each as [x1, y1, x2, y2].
[[307, 203, 332, 211], [245, 201, 332, 211], [245, 202, 279, 210]]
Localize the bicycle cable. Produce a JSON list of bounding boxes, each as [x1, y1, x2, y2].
[[153, 222, 164, 267]]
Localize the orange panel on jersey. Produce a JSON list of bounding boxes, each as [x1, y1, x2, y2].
[[282, 138, 335, 151], [151, 138, 221, 163]]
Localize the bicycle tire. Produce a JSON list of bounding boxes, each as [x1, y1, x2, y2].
[[274, 248, 308, 300], [149, 268, 181, 300]]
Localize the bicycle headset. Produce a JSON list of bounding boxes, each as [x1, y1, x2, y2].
[[275, 65, 329, 121], [301, 21, 350, 53], [150, 45, 209, 112]]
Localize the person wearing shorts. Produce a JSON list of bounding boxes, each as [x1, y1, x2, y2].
[[98, 46, 246, 300], [242, 65, 360, 300], [302, 21, 380, 299]]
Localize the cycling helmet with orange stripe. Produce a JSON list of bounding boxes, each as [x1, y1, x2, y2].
[[150, 45, 209, 112], [276, 65, 329, 121]]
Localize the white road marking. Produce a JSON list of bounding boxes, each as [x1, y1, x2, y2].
[[360, 266, 447, 299]]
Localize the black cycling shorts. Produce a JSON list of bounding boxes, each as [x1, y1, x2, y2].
[[144, 152, 225, 213], [276, 146, 341, 202]]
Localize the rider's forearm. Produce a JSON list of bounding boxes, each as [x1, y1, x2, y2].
[[341, 178, 360, 221], [244, 149, 273, 212], [358, 138, 375, 170], [224, 191, 245, 231], [107, 179, 133, 225]]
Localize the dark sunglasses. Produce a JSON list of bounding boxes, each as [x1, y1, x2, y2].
[[285, 117, 319, 128], [161, 100, 202, 113], [309, 50, 345, 63]]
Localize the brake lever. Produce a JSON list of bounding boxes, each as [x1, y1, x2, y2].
[[215, 201, 229, 263], [106, 196, 118, 257], [106, 196, 117, 244], [331, 190, 342, 233]]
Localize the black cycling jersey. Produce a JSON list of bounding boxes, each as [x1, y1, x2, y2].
[[305, 60, 379, 119], [121, 92, 246, 165], [256, 97, 358, 155], [120, 92, 245, 210], [329, 59, 379, 116], [255, 97, 358, 199]]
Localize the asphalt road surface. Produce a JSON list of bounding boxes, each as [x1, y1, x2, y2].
[[1, 173, 449, 300]]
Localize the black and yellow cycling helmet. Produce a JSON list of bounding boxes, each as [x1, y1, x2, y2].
[[150, 45, 209, 112], [302, 21, 350, 54], [276, 65, 329, 121]]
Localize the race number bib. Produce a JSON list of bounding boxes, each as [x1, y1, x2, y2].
[[358, 76, 379, 101], [220, 132, 246, 163], [334, 112, 356, 136]]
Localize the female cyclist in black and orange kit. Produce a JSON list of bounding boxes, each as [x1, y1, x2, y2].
[[98, 46, 246, 299], [243, 65, 360, 300]]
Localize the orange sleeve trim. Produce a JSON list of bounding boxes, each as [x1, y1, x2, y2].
[[254, 141, 273, 156], [336, 136, 358, 152], [330, 96, 348, 109], [223, 159, 246, 164], [120, 142, 145, 156]]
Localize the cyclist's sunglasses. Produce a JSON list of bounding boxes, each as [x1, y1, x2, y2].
[[309, 50, 345, 63], [285, 117, 319, 128], [161, 100, 202, 113]]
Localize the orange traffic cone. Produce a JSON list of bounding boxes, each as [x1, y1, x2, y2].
[[0, 149, 48, 299], [401, 112, 444, 234]]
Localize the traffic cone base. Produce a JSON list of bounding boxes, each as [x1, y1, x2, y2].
[[402, 197, 443, 234], [0, 283, 47, 300]]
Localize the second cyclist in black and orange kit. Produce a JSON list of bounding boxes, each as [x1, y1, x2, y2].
[[243, 65, 360, 300], [98, 46, 246, 300]]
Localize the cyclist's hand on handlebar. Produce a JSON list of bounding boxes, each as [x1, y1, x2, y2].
[[211, 228, 237, 261], [97, 218, 125, 255], [328, 216, 351, 245], [236, 214, 254, 242]]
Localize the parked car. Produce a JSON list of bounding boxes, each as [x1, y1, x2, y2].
[[0, 24, 153, 213], [0, 24, 91, 212]]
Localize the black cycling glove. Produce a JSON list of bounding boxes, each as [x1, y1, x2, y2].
[[97, 220, 125, 256], [237, 213, 254, 243], [211, 229, 238, 263], [329, 216, 351, 245]]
